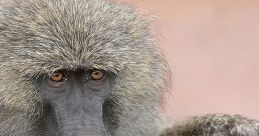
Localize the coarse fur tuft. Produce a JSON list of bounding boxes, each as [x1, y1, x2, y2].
[[0, 0, 170, 135], [160, 114, 259, 136]]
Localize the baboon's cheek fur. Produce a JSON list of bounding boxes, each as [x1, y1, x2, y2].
[[0, 69, 42, 114]]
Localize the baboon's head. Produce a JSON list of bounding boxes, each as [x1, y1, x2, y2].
[[0, 0, 169, 135]]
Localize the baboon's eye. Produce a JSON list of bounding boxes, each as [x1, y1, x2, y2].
[[50, 71, 64, 82], [90, 69, 104, 80]]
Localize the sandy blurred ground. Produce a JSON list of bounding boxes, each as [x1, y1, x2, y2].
[[120, 0, 259, 119]]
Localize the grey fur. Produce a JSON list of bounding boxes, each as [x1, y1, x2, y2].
[[0, 0, 170, 135], [160, 114, 259, 136]]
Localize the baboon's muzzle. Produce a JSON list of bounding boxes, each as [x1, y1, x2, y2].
[[51, 89, 108, 136]]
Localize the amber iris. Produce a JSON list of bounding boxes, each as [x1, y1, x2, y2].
[[90, 70, 104, 80], [50, 72, 64, 82]]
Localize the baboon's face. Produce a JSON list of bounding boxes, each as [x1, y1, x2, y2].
[[0, 0, 165, 135], [39, 69, 111, 135]]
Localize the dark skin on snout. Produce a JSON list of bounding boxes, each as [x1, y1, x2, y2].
[[40, 69, 109, 135]]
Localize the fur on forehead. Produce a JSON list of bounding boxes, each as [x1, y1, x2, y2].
[[0, 0, 155, 77]]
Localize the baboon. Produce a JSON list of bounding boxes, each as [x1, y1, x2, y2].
[[0, 0, 258, 136]]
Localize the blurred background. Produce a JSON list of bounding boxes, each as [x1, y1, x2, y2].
[[120, 0, 259, 119]]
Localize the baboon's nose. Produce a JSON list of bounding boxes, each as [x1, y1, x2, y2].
[[57, 126, 107, 136]]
